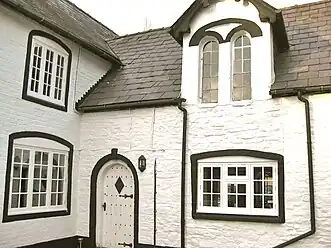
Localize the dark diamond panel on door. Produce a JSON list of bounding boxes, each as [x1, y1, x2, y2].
[[115, 177, 124, 194]]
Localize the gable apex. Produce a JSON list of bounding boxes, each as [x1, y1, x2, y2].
[[170, 0, 289, 52]]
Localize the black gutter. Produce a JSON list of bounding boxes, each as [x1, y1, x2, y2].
[[1, 0, 122, 65], [77, 98, 184, 113], [273, 91, 316, 248], [270, 85, 331, 98], [177, 100, 188, 248]]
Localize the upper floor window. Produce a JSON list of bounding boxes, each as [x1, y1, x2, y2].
[[232, 35, 251, 101], [3, 132, 73, 222], [201, 40, 219, 103], [22, 31, 72, 112]]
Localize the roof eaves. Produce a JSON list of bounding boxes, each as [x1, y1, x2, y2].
[[76, 98, 186, 113], [1, 0, 123, 65]]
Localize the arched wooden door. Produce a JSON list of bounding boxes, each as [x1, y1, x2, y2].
[[90, 149, 139, 248]]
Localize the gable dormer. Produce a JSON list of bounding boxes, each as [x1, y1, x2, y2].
[[171, 0, 288, 104]]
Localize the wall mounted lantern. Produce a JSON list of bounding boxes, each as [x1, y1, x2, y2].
[[138, 155, 146, 172]]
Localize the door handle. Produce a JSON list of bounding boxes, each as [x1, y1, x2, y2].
[[119, 194, 133, 199], [102, 202, 106, 211], [118, 242, 132, 247]]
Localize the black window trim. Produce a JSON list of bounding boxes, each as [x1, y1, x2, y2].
[[2, 131, 73, 223], [22, 30, 72, 112], [191, 149, 285, 223]]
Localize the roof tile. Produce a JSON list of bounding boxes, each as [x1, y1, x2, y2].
[[77, 28, 181, 108], [2, 0, 120, 62], [272, 0, 331, 94]]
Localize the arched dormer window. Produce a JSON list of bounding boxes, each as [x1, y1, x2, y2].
[[232, 33, 251, 101], [201, 39, 219, 103], [22, 30, 72, 112]]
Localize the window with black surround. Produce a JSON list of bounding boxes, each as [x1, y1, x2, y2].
[[191, 149, 284, 223], [2, 132, 73, 222], [22, 30, 72, 111]]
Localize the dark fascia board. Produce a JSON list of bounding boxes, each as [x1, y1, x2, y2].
[[0, 0, 123, 66], [270, 85, 331, 98], [76, 98, 186, 113], [170, 0, 289, 51]]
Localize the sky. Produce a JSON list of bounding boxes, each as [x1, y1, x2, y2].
[[69, 0, 322, 35]]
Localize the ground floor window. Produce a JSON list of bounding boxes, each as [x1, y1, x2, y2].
[[191, 150, 284, 223], [3, 132, 73, 222]]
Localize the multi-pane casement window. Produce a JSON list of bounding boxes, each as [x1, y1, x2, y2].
[[23, 31, 71, 111], [3, 132, 73, 222], [201, 39, 219, 103], [232, 35, 252, 101], [10, 147, 67, 213], [199, 163, 276, 215], [191, 150, 285, 223]]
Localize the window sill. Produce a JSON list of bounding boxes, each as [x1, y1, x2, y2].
[[231, 99, 253, 107], [3, 209, 70, 223], [193, 211, 285, 223], [22, 94, 67, 112], [198, 100, 254, 107]]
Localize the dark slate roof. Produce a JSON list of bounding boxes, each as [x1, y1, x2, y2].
[[76, 28, 182, 111], [77, 0, 331, 111], [271, 0, 331, 96], [1, 0, 121, 64]]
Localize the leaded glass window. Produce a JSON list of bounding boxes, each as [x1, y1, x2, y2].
[[202, 41, 219, 103], [232, 35, 251, 101]]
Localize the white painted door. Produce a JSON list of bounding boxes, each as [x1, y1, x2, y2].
[[101, 163, 134, 248]]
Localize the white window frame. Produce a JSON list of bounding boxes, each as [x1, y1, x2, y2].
[[8, 138, 69, 216], [199, 36, 220, 104], [197, 156, 278, 217], [27, 36, 69, 107]]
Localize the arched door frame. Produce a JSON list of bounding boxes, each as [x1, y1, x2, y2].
[[89, 148, 139, 248]]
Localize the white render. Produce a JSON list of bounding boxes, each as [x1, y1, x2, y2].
[[0, 3, 111, 248], [77, 95, 331, 248], [78, 107, 183, 246], [181, 0, 274, 104], [1, 0, 331, 248]]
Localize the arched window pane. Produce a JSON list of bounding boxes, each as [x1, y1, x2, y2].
[[202, 41, 219, 103], [232, 35, 251, 101]]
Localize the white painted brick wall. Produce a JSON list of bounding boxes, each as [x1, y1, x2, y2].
[[186, 95, 331, 248], [79, 95, 331, 248], [78, 107, 183, 246], [0, 4, 111, 247]]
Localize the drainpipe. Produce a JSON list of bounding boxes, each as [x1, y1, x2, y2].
[[178, 99, 188, 248], [273, 91, 316, 248], [154, 159, 157, 248]]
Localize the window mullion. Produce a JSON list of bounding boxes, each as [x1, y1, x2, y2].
[[46, 151, 53, 207], [64, 153, 68, 205], [26, 149, 34, 210], [39, 46, 47, 95], [50, 52, 57, 101]]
